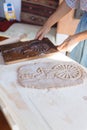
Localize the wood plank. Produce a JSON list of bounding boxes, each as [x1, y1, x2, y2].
[[0, 36, 8, 41], [1, 38, 58, 64], [0, 110, 11, 130]]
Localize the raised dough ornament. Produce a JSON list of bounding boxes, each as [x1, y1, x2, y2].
[[17, 61, 87, 89]]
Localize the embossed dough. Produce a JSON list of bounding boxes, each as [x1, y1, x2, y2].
[[17, 61, 86, 89]]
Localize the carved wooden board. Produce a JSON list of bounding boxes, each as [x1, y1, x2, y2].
[[1, 38, 57, 64]]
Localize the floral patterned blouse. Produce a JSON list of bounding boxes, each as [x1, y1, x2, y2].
[[65, 0, 87, 11]]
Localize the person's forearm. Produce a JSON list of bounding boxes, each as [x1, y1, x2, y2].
[[75, 31, 87, 42], [57, 30, 87, 52], [44, 0, 72, 28]]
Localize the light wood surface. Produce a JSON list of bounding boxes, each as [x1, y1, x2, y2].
[[0, 36, 12, 130], [0, 36, 87, 130], [0, 52, 87, 130]]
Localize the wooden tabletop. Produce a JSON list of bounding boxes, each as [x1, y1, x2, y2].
[[0, 52, 87, 130], [0, 36, 8, 41], [0, 36, 11, 130], [0, 110, 11, 130]]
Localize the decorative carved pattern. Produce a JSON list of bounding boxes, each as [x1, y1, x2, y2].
[[17, 61, 86, 89], [1, 38, 57, 64]]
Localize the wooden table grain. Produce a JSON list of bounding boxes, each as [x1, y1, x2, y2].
[[0, 110, 11, 130], [0, 52, 87, 130]]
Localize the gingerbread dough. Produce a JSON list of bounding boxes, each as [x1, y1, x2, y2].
[[17, 61, 87, 89]]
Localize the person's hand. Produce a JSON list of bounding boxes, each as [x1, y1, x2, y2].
[[57, 35, 79, 52], [35, 24, 51, 40]]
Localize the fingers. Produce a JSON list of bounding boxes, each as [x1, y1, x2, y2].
[[35, 31, 44, 40], [57, 35, 75, 52], [35, 28, 45, 40], [35, 26, 51, 40], [57, 46, 65, 52], [57, 42, 69, 52]]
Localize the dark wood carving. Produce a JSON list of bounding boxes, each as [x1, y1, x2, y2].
[[1, 38, 58, 64]]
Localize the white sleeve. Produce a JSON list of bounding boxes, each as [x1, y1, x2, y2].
[[65, 0, 78, 9]]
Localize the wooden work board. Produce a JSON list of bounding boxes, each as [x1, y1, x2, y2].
[[0, 38, 58, 64], [0, 36, 8, 41]]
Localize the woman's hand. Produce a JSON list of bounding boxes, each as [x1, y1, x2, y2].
[[35, 1, 71, 40], [57, 31, 87, 52], [35, 24, 51, 40], [57, 35, 79, 52]]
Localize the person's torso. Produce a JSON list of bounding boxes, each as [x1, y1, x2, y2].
[[65, 0, 87, 11]]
